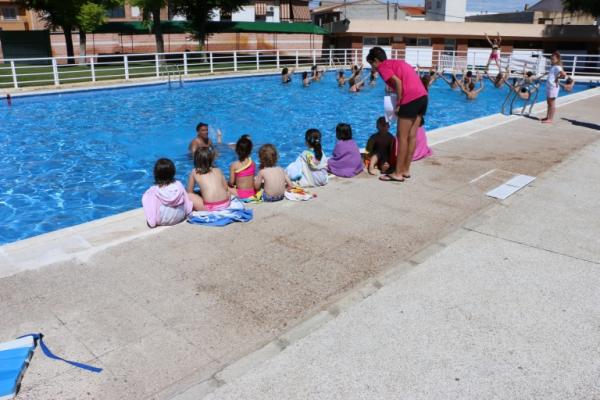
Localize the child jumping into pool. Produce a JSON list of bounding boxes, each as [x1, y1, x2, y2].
[[187, 147, 231, 211], [255, 144, 293, 202], [142, 158, 193, 227], [228, 135, 256, 199], [328, 123, 363, 178], [286, 128, 328, 187]]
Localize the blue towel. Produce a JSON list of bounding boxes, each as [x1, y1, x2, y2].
[[1, 334, 102, 399], [187, 197, 253, 227]]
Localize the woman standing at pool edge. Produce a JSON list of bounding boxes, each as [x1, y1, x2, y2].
[[485, 32, 502, 71], [367, 47, 428, 182], [542, 51, 566, 124]]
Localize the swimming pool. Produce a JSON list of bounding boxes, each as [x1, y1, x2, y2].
[[0, 71, 590, 244]]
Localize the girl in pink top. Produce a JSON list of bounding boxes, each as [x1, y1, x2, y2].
[[367, 47, 428, 182]]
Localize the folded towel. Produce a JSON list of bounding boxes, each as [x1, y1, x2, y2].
[[187, 197, 253, 226], [285, 187, 316, 201]]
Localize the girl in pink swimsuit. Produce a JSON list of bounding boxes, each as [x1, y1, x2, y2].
[[485, 32, 502, 71], [228, 135, 256, 199]]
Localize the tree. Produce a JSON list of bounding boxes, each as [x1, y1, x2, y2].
[[172, 0, 248, 48], [130, 0, 168, 54], [562, 0, 600, 17], [77, 2, 108, 58], [15, 0, 80, 62], [16, 0, 119, 62]]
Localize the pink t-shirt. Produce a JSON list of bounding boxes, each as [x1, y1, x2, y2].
[[377, 59, 427, 105]]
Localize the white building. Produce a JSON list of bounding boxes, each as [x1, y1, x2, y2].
[[425, 0, 467, 22]]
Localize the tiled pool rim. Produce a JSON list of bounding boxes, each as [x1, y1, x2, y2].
[[1, 76, 598, 279]]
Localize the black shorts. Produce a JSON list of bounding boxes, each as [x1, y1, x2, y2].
[[397, 95, 428, 119]]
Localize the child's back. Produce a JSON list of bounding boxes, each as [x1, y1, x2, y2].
[[328, 123, 363, 178], [286, 128, 328, 187], [255, 144, 292, 202], [142, 158, 192, 227], [187, 147, 230, 211]]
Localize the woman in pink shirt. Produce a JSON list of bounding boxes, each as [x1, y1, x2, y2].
[[367, 47, 428, 182]]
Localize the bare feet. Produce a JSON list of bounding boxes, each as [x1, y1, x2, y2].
[[542, 119, 553, 124], [379, 174, 405, 182]]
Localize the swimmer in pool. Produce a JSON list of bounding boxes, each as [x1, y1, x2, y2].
[[457, 74, 484, 100], [485, 66, 510, 88], [188, 122, 212, 154], [302, 71, 313, 87], [281, 67, 294, 83], [560, 77, 575, 92], [338, 70, 346, 87]]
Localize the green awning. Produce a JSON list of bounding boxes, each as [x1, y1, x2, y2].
[[93, 21, 329, 35]]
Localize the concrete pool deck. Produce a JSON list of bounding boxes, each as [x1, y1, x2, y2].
[[1, 89, 599, 399]]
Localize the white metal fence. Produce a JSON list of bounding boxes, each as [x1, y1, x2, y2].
[[1, 48, 599, 89]]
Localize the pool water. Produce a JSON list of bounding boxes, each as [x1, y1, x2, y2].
[[0, 71, 589, 244]]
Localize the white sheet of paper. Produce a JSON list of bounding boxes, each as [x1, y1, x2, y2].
[[486, 174, 536, 200], [505, 174, 536, 188]]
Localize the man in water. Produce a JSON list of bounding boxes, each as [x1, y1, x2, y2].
[[188, 122, 212, 154]]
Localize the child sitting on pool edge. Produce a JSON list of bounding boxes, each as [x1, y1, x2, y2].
[[142, 158, 193, 228], [328, 123, 363, 178], [187, 147, 231, 211], [228, 135, 256, 199], [255, 144, 293, 202], [286, 128, 328, 187], [365, 117, 395, 175]]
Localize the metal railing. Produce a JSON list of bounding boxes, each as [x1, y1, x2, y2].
[[1, 48, 599, 89]]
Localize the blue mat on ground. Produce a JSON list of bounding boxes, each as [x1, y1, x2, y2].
[[0, 333, 101, 400], [187, 197, 253, 227]]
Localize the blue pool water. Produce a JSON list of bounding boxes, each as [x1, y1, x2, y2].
[[0, 71, 590, 244]]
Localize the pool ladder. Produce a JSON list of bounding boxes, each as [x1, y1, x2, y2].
[[160, 65, 183, 89]]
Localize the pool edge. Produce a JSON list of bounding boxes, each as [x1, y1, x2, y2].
[[1, 85, 599, 278]]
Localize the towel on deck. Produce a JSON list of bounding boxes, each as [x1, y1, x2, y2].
[[187, 197, 253, 226], [1, 334, 101, 400]]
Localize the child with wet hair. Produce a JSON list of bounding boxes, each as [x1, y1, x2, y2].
[[255, 144, 293, 202], [187, 147, 230, 211], [327, 123, 364, 178], [142, 158, 192, 227], [228, 135, 256, 199]]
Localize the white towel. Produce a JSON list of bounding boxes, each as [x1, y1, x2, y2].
[[384, 95, 398, 123]]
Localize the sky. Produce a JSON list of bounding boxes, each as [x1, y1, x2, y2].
[[309, 0, 533, 13]]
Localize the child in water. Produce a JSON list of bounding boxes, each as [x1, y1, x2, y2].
[[142, 158, 193, 227], [302, 71, 313, 87], [286, 128, 329, 187], [328, 123, 363, 178], [187, 147, 231, 211], [255, 144, 293, 202], [228, 135, 256, 199]]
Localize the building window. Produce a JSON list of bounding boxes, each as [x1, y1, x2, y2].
[[364, 37, 391, 46], [436, 1, 441, 9], [406, 37, 431, 46], [538, 18, 553, 24], [1, 7, 18, 20], [443, 39, 456, 51], [106, 6, 125, 18]]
